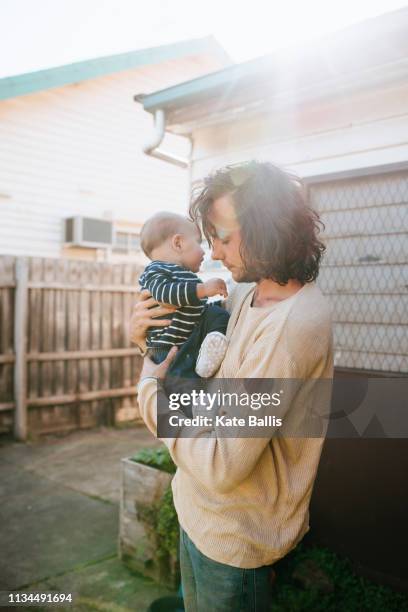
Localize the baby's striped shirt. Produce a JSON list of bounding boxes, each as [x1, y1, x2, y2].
[[139, 260, 207, 348]]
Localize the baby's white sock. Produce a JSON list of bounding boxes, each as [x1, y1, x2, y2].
[[195, 331, 228, 378]]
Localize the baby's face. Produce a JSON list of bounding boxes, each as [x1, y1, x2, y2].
[[180, 227, 205, 273]]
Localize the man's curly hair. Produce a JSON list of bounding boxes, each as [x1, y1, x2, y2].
[[189, 160, 326, 285]]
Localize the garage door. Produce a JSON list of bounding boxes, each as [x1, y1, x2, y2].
[[309, 170, 408, 374]]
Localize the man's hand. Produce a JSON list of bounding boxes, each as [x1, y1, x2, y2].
[[130, 289, 178, 352], [140, 346, 179, 381], [197, 278, 228, 299]]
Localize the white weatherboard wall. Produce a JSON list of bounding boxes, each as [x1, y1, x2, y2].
[[0, 52, 221, 257], [190, 79, 408, 181]]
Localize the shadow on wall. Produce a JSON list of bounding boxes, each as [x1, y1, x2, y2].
[[310, 370, 408, 593]]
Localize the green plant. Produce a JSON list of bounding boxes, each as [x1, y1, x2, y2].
[[131, 446, 179, 565], [130, 446, 176, 475], [270, 542, 408, 612], [156, 486, 179, 560]]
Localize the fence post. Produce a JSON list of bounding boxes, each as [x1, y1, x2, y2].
[[14, 257, 28, 440]]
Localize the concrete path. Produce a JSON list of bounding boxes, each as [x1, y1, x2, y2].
[[0, 426, 173, 611]]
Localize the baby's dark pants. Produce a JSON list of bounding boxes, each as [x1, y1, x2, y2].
[[148, 303, 229, 380]]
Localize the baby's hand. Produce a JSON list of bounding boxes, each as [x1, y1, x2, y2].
[[201, 278, 228, 298]]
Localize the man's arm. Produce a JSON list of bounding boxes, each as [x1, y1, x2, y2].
[[137, 377, 276, 494], [130, 290, 178, 355], [137, 333, 299, 494]]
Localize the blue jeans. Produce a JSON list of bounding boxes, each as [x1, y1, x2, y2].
[[179, 527, 273, 612]]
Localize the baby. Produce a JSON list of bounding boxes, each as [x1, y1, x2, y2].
[[139, 211, 230, 378]]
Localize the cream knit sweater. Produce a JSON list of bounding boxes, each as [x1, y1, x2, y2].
[[137, 281, 333, 568]]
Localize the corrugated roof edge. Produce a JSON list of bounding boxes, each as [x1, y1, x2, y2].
[[0, 35, 232, 102]]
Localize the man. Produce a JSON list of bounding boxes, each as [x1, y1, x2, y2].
[[131, 161, 333, 611]]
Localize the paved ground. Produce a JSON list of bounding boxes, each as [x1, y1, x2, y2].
[[0, 425, 174, 611]]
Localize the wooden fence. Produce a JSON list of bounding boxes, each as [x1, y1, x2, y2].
[[0, 256, 144, 438]]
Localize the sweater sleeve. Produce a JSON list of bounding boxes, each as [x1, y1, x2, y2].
[[140, 265, 202, 307], [138, 314, 330, 493], [137, 377, 266, 494], [136, 337, 300, 495]]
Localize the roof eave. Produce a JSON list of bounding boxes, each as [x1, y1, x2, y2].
[[0, 35, 232, 102], [135, 7, 408, 135]]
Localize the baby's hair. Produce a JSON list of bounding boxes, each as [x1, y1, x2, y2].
[[140, 211, 198, 258]]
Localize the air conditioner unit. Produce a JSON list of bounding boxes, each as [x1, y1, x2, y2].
[[64, 216, 113, 249]]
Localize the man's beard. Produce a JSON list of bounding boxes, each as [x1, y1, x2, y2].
[[233, 267, 260, 283]]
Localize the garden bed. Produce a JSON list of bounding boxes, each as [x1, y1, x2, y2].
[[118, 447, 179, 589]]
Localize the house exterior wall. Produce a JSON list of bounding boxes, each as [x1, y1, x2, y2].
[[189, 78, 408, 374], [190, 79, 408, 180], [0, 52, 223, 259], [309, 170, 407, 374]]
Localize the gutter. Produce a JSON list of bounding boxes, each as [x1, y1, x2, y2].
[[135, 100, 191, 168]]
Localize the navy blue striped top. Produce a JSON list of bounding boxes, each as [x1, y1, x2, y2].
[[139, 260, 207, 348]]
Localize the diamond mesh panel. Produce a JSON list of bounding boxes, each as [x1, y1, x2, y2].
[[309, 171, 408, 373]]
